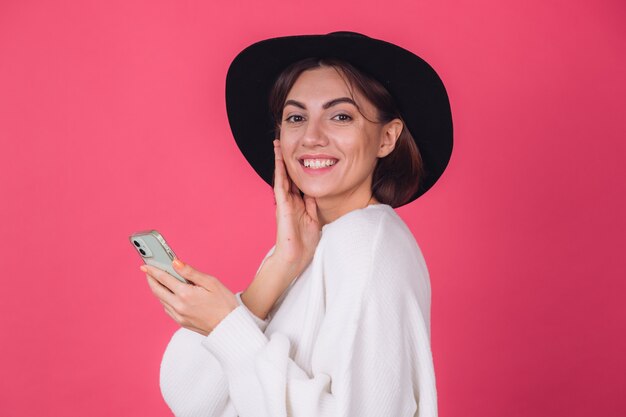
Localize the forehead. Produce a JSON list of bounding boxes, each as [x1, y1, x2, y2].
[[286, 66, 358, 99]]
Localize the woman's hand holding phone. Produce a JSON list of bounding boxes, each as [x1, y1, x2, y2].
[[142, 259, 238, 336]]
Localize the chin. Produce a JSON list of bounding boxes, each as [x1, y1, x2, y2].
[[298, 189, 323, 198], [297, 184, 334, 199]]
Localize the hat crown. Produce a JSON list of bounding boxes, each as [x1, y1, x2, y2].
[[326, 31, 369, 39]]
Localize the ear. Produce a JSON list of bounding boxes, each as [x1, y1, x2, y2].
[[377, 118, 403, 158]]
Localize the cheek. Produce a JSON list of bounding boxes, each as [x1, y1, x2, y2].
[[358, 131, 384, 162], [343, 142, 371, 164], [284, 159, 299, 179]]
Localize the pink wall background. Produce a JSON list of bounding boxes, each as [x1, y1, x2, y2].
[[1, 0, 624, 416]]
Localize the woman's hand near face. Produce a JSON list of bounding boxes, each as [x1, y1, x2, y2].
[[271, 139, 321, 278], [142, 259, 239, 336], [239, 140, 321, 321]]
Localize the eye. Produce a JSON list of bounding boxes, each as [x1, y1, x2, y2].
[[285, 115, 305, 123], [332, 113, 352, 122]]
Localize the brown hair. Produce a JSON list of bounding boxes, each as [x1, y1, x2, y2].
[[268, 57, 424, 208]]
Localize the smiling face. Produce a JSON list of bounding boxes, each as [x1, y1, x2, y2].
[[279, 66, 402, 214]]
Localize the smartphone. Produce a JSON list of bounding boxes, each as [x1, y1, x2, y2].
[[129, 230, 189, 284]]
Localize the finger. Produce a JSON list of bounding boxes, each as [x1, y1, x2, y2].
[[273, 139, 285, 186], [290, 178, 301, 197], [172, 258, 214, 289], [159, 299, 180, 321], [273, 140, 290, 203], [276, 142, 301, 204], [273, 139, 283, 161], [142, 264, 187, 295], [303, 194, 319, 222], [160, 299, 206, 334], [146, 274, 178, 306]]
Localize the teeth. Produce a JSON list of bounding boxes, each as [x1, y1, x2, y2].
[[303, 159, 337, 168]]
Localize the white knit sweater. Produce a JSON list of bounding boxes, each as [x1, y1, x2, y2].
[[159, 204, 437, 417]]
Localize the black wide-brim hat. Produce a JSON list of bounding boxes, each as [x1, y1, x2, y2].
[[225, 31, 453, 206]]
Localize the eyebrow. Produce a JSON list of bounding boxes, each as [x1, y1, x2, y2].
[[283, 97, 358, 110]]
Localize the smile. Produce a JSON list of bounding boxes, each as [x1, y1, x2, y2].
[[302, 158, 337, 169]]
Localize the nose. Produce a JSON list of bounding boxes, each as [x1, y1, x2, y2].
[[301, 116, 328, 147]]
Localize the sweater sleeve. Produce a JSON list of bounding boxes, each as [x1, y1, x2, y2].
[[201, 215, 437, 417], [160, 327, 236, 417], [159, 246, 276, 417], [158, 290, 272, 417]]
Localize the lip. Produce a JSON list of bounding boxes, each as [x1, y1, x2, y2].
[[297, 154, 339, 162]]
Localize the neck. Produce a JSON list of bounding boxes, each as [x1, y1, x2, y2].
[[315, 193, 380, 227]]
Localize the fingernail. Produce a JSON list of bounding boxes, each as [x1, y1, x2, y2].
[[139, 265, 147, 273], [173, 258, 185, 269]]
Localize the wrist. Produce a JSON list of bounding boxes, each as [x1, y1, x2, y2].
[[264, 254, 301, 280], [241, 255, 298, 320]]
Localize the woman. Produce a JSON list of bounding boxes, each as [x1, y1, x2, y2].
[[141, 31, 453, 417]]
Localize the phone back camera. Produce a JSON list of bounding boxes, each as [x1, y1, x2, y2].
[[131, 236, 153, 257]]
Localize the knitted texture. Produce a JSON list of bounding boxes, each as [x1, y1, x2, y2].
[[160, 204, 437, 417]]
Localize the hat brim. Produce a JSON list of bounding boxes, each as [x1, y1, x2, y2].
[[225, 31, 453, 206]]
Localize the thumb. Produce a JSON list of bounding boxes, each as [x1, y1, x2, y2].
[[172, 258, 208, 287], [303, 195, 319, 223]]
